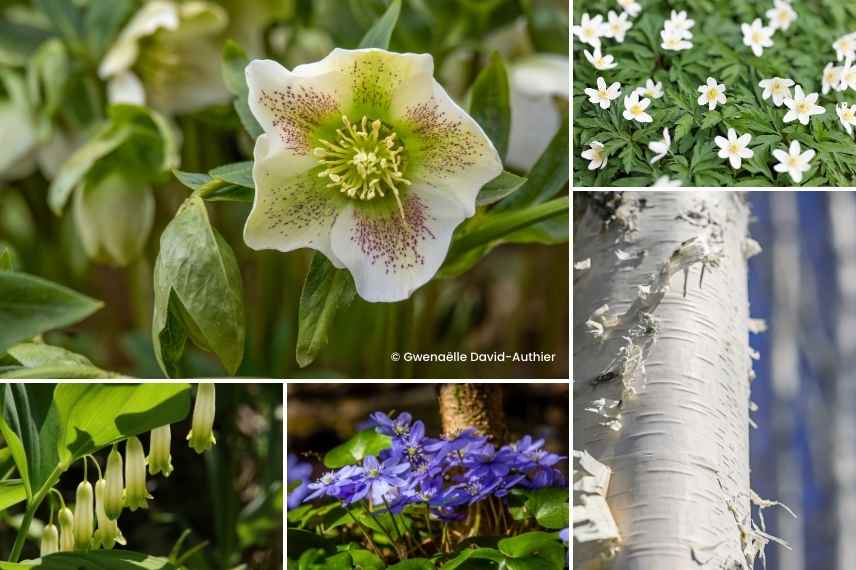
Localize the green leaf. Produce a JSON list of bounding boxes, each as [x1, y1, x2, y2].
[[209, 161, 254, 188], [222, 40, 263, 139], [468, 52, 511, 158], [0, 480, 27, 511], [497, 532, 563, 559], [0, 272, 102, 354], [153, 196, 246, 376], [173, 170, 213, 190], [477, 171, 527, 207], [37, 0, 83, 44], [83, 0, 134, 59], [496, 119, 568, 211], [348, 550, 385, 570], [0, 550, 179, 569], [0, 248, 12, 271], [700, 110, 721, 130], [525, 488, 569, 529], [1, 343, 119, 379], [323, 429, 391, 468], [287, 528, 335, 557], [442, 547, 504, 569], [0, 22, 55, 66], [296, 255, 357, 368], [673, 114, 694, 143], [358, 0, 402, 49], [387, 560, 434, 570]]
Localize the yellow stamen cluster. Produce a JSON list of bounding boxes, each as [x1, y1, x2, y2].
[[314, 115, 411, 219]]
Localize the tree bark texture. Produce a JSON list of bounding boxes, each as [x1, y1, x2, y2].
[[437, 384, 508, 442]]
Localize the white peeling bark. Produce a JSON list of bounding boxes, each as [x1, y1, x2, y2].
[[573, 191, 754, 569], [829, 192, 856, 570]]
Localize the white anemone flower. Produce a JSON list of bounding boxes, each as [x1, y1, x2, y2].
[[822, 63, 844, 94], [582, 141, 608, 170], [837, 102, 856, 136], [99, 1, 231, 114], [660, 28, 692, 51], [840, 59, 856, 90], [653, 176, 682, 187], [833, 33, 856, 62], [633, 78, 664, 99], [766, 0, 797, 31], [584, 47, 618, 70], [603, 11, 633, 43], [665, 10, 694, 38], [697, 77, 727, 111], [741, 19, 774, 57], [573, 13, 604, 48], [759, 77, 794, 106], [648, 128, 670, 163], [714, 128, 754, 169], [243, 49, 502, 302], [584, 77, 622, 109], [783, 85, 826, 125], [773, 140, 815, 183], [622, 92, 653, 122], [617, 0, 642, 18]]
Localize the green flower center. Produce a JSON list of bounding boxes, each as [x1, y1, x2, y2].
[[314, 115, 411, 219]]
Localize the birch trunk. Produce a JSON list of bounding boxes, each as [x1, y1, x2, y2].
[[573, 191, 756, 569]]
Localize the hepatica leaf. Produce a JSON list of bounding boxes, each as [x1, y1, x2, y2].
[[323, 429, 391, 468]]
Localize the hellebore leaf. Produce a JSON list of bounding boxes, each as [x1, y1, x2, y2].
[[468, 52, 511, 158], [476, 171, 527, 206], [496, 119, 568, 211], [323, 429, 391, 469], [358, 0, 402, 50], [209, 161, 254, 188], [0, 272, 102, 354], [153, 196, 246, 376], [83, 0, 135, 59]]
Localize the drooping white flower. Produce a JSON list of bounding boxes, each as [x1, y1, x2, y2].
[[714, 128, 754, 169], [741, 19, 774, 57], [617, 0, 642, 18], [837, 102, 856, 136], [664, 10, 694, 38], [660, 28, 693, 51], [243, 49, 502, 302], [840, 59, 856, 90], [822, 63, 844, 94], [782, 85, 826, 125], [124, 436, 153, 511], [648, 128, 671, 163], [148, 425, 174, 477], [188, 383, 217, 453], [584, 77, 622, 109], [766, 0, 797, 31], [833, 33, 856, 62], [584, 47, 618, 70], [582, 141, 608, 170], [41, 524, 59, 556], [653, 176, 682, 187], [759, 77, 794, 106], [73, 480, 94, 550], [603, 11, 633, 43], [93, 479, 126, 550], [58, 507, 75, 552], [633, 78, 664, 99], [622, 92, 653, 122], [104, 445, 124, 520], [773, 140, 815, 183], [573, 13, 605, 48], [697, 77, 727, 111]]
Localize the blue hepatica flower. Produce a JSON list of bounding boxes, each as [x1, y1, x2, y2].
[[287, 453, 312, 510], [369, 411, 414, 437], [351, 454, 410, 506]]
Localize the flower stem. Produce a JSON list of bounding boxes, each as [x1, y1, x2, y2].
[[345, 506, 382, 559]]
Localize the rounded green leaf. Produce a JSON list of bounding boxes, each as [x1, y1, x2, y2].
[[323, 429, 391, 468]]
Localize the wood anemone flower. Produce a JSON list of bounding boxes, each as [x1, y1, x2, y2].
[[242, 48, 503, 303]]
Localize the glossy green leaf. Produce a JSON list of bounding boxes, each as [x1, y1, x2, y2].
[[173, 170, 212, 190], [497, 532, 564, 563], [348, 549, 385, 570], [387, 560, 434, 570], [442, 547, 504, 569], [497, 119, 568, 211], [358, 0, 402, 49], [1, 343, 119, 379], [296, 255, 357, 368], [153, 196, 246, 376], [476, 171, 527, 207], [323, 429, 391, 468], [468, 52, 511, 158], [209, 161, 254, 188], [525, 488, 569, 529], [0, 272, 102, 354], [0, 550, 179, 569], [0, 479, 26, 511], [222, 40, 263, 139]]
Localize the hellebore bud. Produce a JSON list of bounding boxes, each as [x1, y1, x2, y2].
[[147, 424, 174, 477], [58, 507, 75, 552], [40, 523, 59, 556], [104, 445, 124, 520], [73, 480, 94, 550], [187, 383, 216, 454], [124, 436, 153, 510]]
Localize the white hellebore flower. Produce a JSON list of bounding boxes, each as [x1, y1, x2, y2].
[[837, 102, 856, 136], [98, 1, 230, 114], [759, 77, 794, 106], [741, 19, 774, 57], [822, 63, 844, 94], [243, 49, 502, 302], [188, 383, 217, 453], [714, 128, 754, 169], [603, 11, 632, 43], [584, 47, 617, 70], [582, 142, 608, 170], [697, 77, 727, 111], [585, 77, 622, 109], [648, 128, 671, 163], [660, 28, 692, 51], [104, 445, 124, 520], [653, 176, 682, 187], [73, 480, 94, 550], [766, 0, 797, 31], [840, 59, 856, 91], [148, 425, 174, 477], [665, 10, 695, 38], [124, 436, 153, 511], [617, 0, 642, 18], [833, 33, 856, 62], [773, 140, 815, 183], [58, 507, 75, 552], [573, 13, 604, 48], [783, 85, 826, 125], [633, 79, 664, 99], [41, 524, 59, 556], [623, 92, 653, 122]]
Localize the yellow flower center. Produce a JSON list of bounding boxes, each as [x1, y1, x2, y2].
[[788, 156, 800, 168], [315, 115, 411, 218], [752, 31, 763, 43], [631, 104, 642, 115], [598, 88, 609, 97], [797, 101, 809, 114], [729, 143, 740, 153], [707, 88, 718, 100]]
